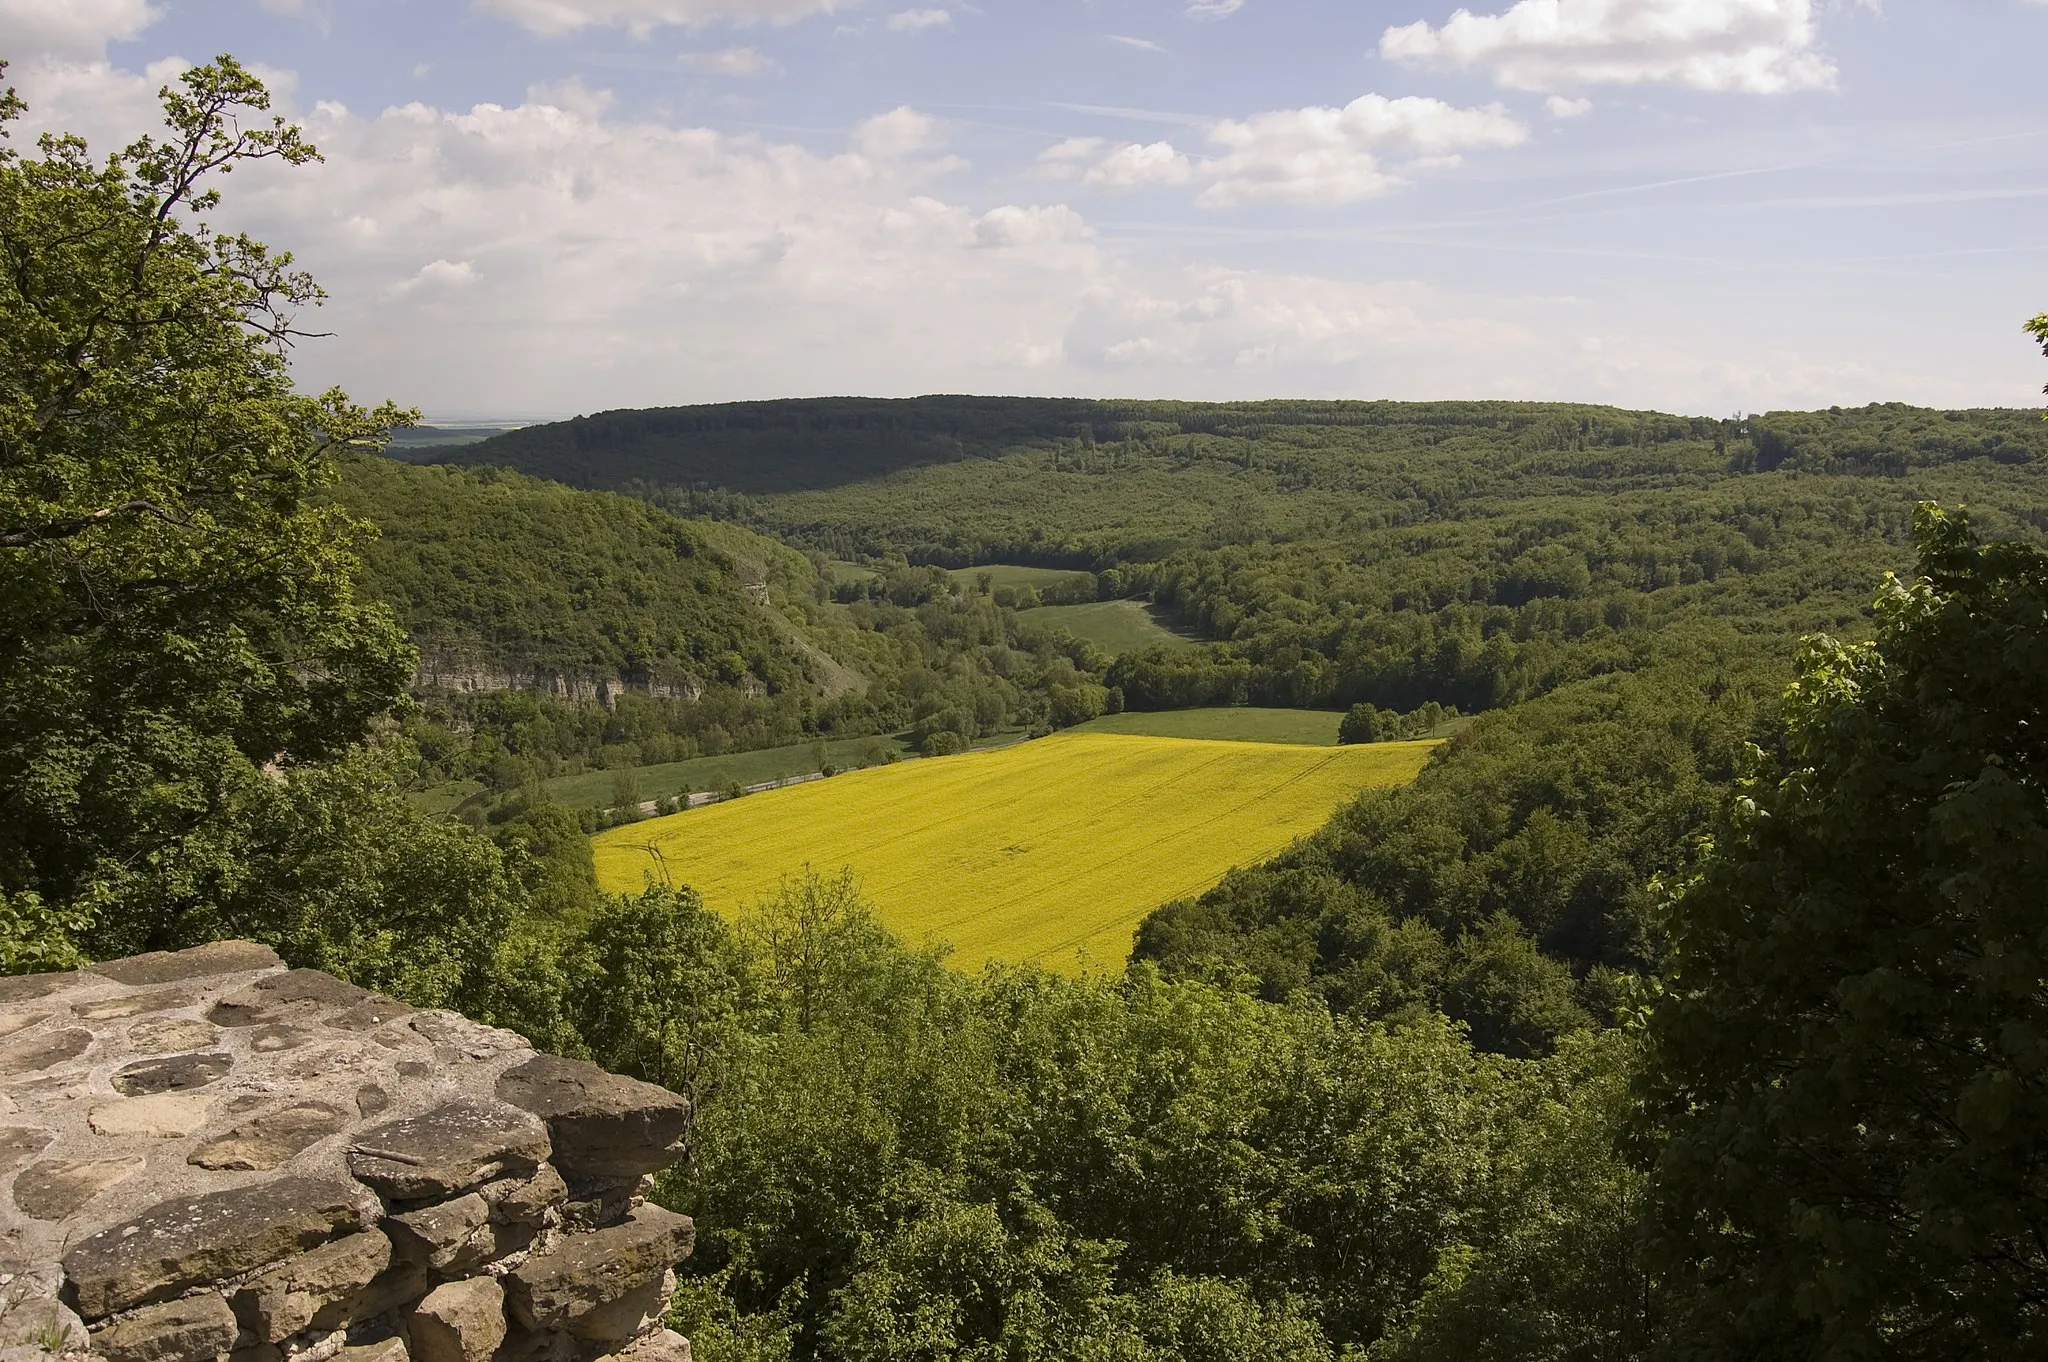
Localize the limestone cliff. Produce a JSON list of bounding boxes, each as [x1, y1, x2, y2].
[[0, 943, 695, 1362]]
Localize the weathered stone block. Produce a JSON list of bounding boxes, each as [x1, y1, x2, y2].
[[0, 1029, 91, 1077], [229, 1231, 397, 1343], [595, 1329, 691, 1362], [62, 1176, 367, 1320], [89, 1293, 238, 1362], [480, 1167, 567, 1227], [207, 971, 389, 1031], [12, 1155, 146, 1220], [0, 1127, 54, 1175], [347, 1100, 549, 1202], [403, 1279, 505, 1362], [494, 1058, 690, 1182], [76, 990, 194, 1021], [112, 1054, 233, 1097], [336, 1339, 408, 1362], [0, 1011, 50, 1039], [88, 1092, 217, 1139], [568, 1269, 673, 1347], [189, 1101, 349, 1171], [384, 1195, 489, 1271], [88, 941, 280, 988], [0, 970, 86, 1005], [502, 1207, 693, 1335], [126, 1018, 218, 1055]]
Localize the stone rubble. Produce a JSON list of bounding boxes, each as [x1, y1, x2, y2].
[[0, 943, 694, 1362]]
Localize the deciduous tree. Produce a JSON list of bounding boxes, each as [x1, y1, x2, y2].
[[1636, 506, 2048, 1359]]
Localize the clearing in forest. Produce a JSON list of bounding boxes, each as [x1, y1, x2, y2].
[[592, 731, 1437, 972]]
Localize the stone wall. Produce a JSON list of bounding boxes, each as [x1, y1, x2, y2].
[[0, 943, 695, 1362]]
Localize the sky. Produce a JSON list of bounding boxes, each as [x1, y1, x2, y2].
[[2, 1, 2045, 420]]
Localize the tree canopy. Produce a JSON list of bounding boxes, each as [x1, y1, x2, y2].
[[1635, 507, 2048, 1359], [0, 59, 507, 993]]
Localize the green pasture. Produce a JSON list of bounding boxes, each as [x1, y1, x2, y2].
[[1018, 599, 1201, 655], [947, 564, 1091, 591]]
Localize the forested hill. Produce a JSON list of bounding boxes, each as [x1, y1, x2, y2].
[[333, 457, 813, 693], [408, 395, 1181, 493]]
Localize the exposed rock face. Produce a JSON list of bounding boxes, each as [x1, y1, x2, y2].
[[0, 944, 695, 1362]]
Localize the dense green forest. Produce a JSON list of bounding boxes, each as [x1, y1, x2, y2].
[[6, 60, 2046, 1362]]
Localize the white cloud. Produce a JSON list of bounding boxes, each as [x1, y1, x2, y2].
[[1107, 35, 1166, 52], [1546, 94, 1593, 117], [1071, 94, 1527, 207], [525, 76, 615, 118], [0, 0, 159, 61], [6, 51, 1990, 420], [473, 0, 840, 37], [885, 8, 951, 31], [1084, 140, 1194, 189], [679, 46, 771, 74], [1185, 0, 1244, 17], [1380, 0, 1839, 95], [394, 259, 480, 296], [853, 105, 947, 158]]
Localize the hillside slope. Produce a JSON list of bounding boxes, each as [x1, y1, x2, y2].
[[334, 457, 816, 695]]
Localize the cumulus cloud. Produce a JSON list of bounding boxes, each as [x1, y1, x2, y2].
[[1084, 141, 1194, 189], [2, 48, 1948, 420], [393, 259, 480, 297], [0, 0, 159, 61], [678, 46, 771, 74], [1380, 0, 1839, 95], [1546, 94, 1593, 117], [473, 0, 840, 37], [885, 8, 951, 31], [853, 105, 947, 159], [1067, 94, 1526, 207]]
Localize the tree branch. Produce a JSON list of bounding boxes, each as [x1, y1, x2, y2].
[[1, 500, 190, 548]]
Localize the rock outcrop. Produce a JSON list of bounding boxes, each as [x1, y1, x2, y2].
[[0, 943, 694, 1362]]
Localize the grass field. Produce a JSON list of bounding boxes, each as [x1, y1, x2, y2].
[[543, 734, 920, 810], [593, 731, 1437, 972], [1072, 707, 1342, 745], [1018, 600, 1200, 655], [946, 564, 1090, 591]]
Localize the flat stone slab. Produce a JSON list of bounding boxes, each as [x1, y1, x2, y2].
[[62, 1174, 366, 1319], [189, 1100, 350, 1171], [0, 1127, 55, 1175], [125, 1017, 217, 1054], [495, 1057, 690, 1181], [0, 970, 87, 1005], [348, 1099, 550, 1201], [13, 1156, 147, 1220], [208, 970, 409, 1032], [0, 1027, 92, 1077], [88, 1092, 217, 1139], [88, 940, 281, 987], [111, 1053, 233, 1097]]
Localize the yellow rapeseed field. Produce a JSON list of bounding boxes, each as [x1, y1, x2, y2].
[[592, 731, 1437, 974]]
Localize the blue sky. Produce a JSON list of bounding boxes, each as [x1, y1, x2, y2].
[[4, 0, 2045, 418]]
